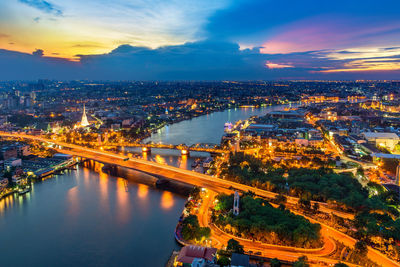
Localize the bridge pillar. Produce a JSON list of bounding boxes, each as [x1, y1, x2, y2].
[[142, 147, 151, 154], [180, 149, 189, 156]]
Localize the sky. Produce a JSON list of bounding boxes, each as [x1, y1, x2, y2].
[[1, 0, 400, 80]]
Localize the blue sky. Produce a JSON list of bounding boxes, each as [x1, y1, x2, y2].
[[1, 0, 400, 80]]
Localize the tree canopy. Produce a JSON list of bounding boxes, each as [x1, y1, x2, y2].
[[226, 238, 244, 254], [214, 194, 322, 248], [181, 215, 210, 242]]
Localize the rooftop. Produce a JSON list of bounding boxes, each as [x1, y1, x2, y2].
[[176, 245, 217, 264], [363, 132, 399, 140], [231, 253, 250, 267]]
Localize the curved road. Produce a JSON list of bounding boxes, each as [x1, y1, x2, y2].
[[2, 132, 399, 266], [197, 191, 338, 264], [198, 191, 399, 267], [1, 133, 353, 217]]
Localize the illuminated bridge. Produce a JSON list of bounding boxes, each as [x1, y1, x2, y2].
[[2, 132, 399, 267], [101, 142, 229, 154]]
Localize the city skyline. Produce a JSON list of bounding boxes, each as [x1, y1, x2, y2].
[[1, 0, 400, 80], [1, 1, 400, 265], [0, 81, 399, 266]]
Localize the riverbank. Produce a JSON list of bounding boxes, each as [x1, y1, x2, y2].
[[142, 104, 294, 147], [0, 104, 299, 266], [0, 187, 17, 200], [0, 156, 78, 201], [1, 162, 187, 267], [139, 103, 291, 144]]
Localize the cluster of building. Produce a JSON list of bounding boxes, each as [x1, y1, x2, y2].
[[4, 80, 399, 145], [312, 100, 400, 159], [0, 90, 36, 111], [242, 109, 324, 149], [0, 140, 75, 198], [170, 245, 253, 267]]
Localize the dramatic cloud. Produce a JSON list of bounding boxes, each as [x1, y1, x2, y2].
[[317, 47, 400, 73], [260, 16, 400, 54], [18, 0, 62, 16], [32, 48, 44, 57], [0, 49, 77, 80], [266, 62, 294, 69], [0, 0, 231, 59], [1, 41, 400, 81], [1, 0, 400, 79], [77, 41, 269, 80]]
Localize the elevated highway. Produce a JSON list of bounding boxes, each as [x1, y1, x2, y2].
[[78, 140, 228, 154], [1, 132, 399, 266], [0, 132, 353, 219]]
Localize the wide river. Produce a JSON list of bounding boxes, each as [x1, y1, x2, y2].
[[0, 106, 286, 267]]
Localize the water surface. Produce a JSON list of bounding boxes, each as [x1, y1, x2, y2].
[[0, 106, 288, 267]]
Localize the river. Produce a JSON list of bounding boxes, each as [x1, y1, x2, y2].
[[0, 105, 286, 267]]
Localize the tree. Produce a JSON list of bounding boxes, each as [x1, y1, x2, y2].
[[197, 226, 211, 240], [274, 194, 287, 205], [334, 263, 349, 267], [217, 255, 230, 266], [190, 186, 201, 201], [270, 258, 281, 267], [181, 214, 211, 242], [181, 215, 200, 241], [185, 201, 194, 212], [226, 238, 244, 254], [354, 240, 368, 256], [214, 194, 321, 248], [298, 198, 311, 211], [312, 202, 319, 213], [356, 167, 364, 177], [293, 256, 309, 267], [214, 194, 234, 211]]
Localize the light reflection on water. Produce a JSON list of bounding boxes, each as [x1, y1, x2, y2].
[[179, 155, 188, 169], [116, 177, 130, 224], [98, 166, 110, 213], [161, 191, 175, 210], [155, 154, 166, 165], [0, 161, 186, 267], [0, 106, 288, 266], [67, 185, 79, 217], [137, 183, 149, 199]]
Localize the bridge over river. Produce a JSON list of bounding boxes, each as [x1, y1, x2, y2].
[[1, 132, 399, 267], [99, 141, 229, 154]]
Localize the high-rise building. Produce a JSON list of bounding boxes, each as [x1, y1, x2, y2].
[[30, 91, 36, 101], [396, 165, 400, 186]]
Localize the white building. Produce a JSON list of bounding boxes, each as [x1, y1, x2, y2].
[[362, 132, 399, 151]]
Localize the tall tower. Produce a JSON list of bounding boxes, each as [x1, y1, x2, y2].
[[233, 191, 240, 216], [81, 104, 89, 127], [396, 165, 400, 186]]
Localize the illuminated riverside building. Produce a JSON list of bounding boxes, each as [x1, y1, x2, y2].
[[301, 95, 339, 104]]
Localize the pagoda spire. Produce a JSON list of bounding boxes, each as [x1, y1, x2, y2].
[[81, 104, 89, 127]]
